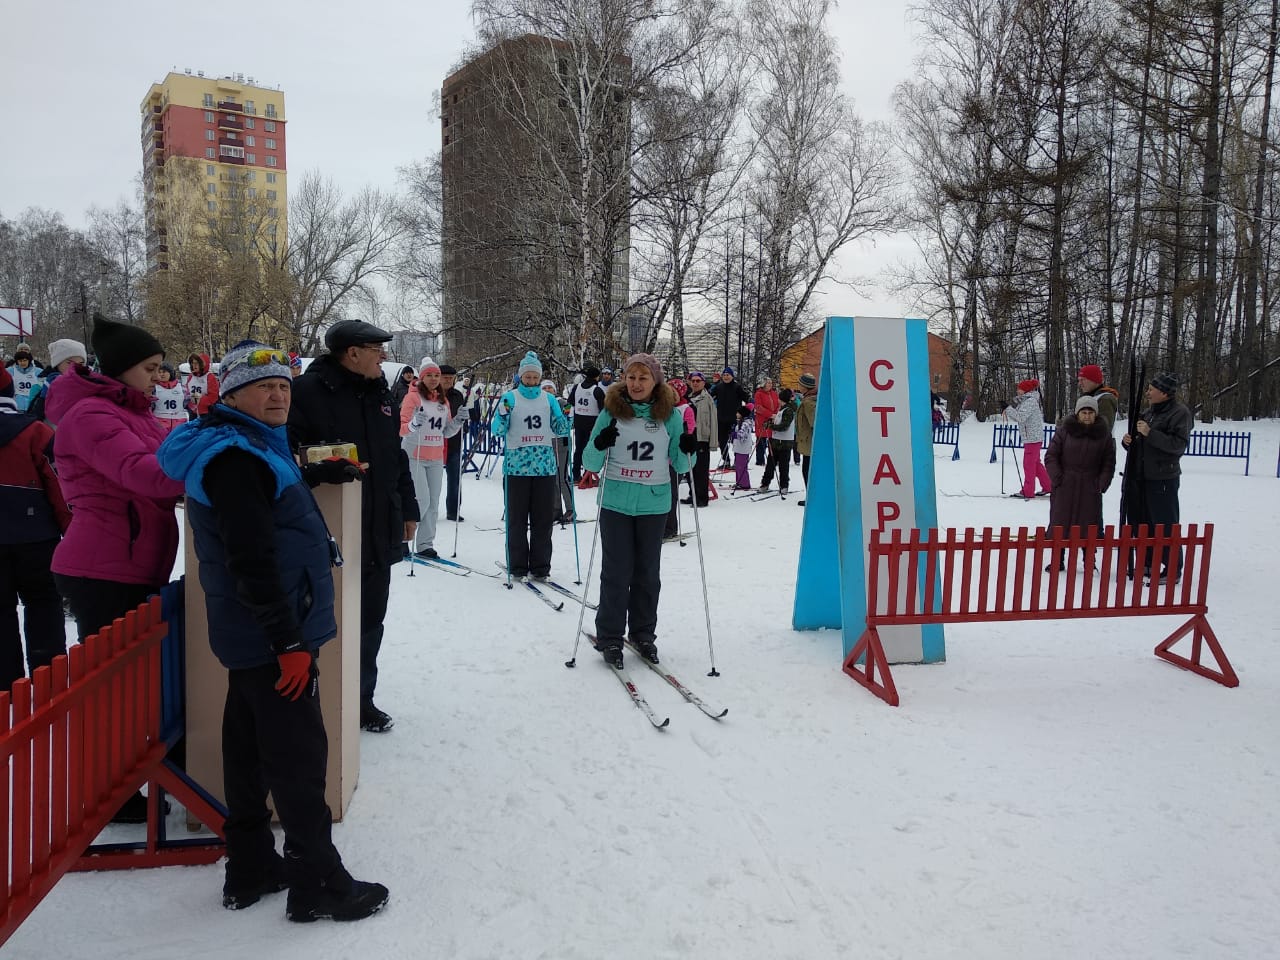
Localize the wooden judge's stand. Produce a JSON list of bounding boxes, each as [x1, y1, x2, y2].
[[183, 481, 362, 820]]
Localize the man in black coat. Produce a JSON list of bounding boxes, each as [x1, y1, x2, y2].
[[711, 366, 749, 467], [288, 320, 419, 734], [1121, 372, 1193, 582], [567, 364, 605, 482]]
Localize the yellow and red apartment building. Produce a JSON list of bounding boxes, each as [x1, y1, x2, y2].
[[141, 71, 288, 270]]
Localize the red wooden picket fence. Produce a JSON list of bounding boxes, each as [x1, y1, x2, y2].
[[0, 595, 226, 946], [844, 523, 1238, 707]]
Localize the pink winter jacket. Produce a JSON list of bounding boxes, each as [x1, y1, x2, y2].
[[46, 365, 185, 585]]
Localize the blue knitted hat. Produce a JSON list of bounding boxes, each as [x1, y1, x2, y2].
[[518, 351, 542, 378], [220, 340, 292, 396]]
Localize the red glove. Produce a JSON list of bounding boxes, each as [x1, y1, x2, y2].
[[275, 651, 313, 701]]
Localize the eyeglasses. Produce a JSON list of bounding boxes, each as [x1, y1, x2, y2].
[[354, 343, 385, 353]]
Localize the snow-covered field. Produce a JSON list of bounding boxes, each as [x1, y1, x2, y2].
[[8, 417, 1280, 960]]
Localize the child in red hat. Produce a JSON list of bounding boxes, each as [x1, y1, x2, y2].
[[1004, 379, 1052, 499]]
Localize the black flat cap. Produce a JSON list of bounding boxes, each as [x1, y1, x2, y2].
[[325, 320, 393, 352]]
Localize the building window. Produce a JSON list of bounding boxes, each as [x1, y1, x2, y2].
[[208, 218, 217, 231], [220, 145, 245, 159], [203, 93, 214, 107], [266, 190, 277, 201], [268, 223, 277, 235], [206, 164, 215, 176], [245, 118, 254, 129], [207, 200, 217, 212], [264, 120, 276, 132], [247, 153, 256, 164], [265, 138, 276, 150], [205, 130, 215, 141], [265, 103, 277, 118], [204, 110, 214, 122], [245, 170, 256, 181], [244, 99, 255, 114], [245, 135, 255, 147], [268, 156, 278, 167], [206, 147, 216, 159], [266, 172, 276, 183], [207, 183, 216, 194], [248, 187, 257, 198], [269, 207, 278, 217]]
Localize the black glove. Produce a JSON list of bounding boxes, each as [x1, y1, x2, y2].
[[594, 422, 620, 450], [678, 432, 698, 454], [303, 457, 364, 486]]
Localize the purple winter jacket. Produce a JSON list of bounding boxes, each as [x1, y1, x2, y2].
[[46, 364, 185, 586]]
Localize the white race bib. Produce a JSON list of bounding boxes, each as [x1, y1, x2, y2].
[[604, 416, 668, 486], [504, 392, 553, 449]]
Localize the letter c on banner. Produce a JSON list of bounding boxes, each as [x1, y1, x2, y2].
[[869, 359, 895, 391]]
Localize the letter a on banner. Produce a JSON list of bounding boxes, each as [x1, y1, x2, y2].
[[792, 317, 945, 665]]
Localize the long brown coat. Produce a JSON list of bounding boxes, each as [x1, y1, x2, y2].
[[1044, 415, 1116, 533]]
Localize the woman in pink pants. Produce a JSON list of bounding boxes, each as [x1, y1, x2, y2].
[[1004, 378, 1051, 499]]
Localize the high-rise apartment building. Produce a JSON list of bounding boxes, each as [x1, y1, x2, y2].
[[141, 71, 287, 271], [440, 37, 631, 369]]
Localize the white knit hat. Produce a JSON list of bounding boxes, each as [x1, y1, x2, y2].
[[48, 338, 87, 370]]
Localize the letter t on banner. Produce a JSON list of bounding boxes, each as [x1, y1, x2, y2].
[[792, 317, 945, 665]]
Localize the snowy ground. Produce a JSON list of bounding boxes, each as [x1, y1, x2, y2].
[[8, 417, 1280, 959]]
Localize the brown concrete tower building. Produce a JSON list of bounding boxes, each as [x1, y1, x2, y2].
[[440, 37, 630, 371]]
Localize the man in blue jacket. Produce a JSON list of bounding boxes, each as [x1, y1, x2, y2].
[[159, 340, 388, 924]]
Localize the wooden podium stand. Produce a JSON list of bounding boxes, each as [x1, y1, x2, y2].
[[184, 481, 362, 820]]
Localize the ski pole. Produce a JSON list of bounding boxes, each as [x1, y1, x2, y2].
[[684, 462, 720, 677], [568, 452, 583, 584], [1000, 423, 1007, 495], [451, 458, 463, 559], [502, 470, 513, 589], [565, 452, 608, 668]]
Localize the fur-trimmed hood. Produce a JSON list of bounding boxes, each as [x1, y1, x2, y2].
[[603, 381, 676, 422], [1060, 414, 1111, 440]]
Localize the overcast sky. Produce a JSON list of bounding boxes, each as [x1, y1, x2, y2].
[[2, 0, 923, 318]]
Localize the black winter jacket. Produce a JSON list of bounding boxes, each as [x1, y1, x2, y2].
[[1135, 398, 1192, 481], [288, 354, 419, 567]]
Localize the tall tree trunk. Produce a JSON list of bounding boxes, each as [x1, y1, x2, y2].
[[1191, 0, 1225, 417], [1241, 0, 1278, 418]]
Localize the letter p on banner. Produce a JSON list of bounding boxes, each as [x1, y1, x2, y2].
[[792, 317, 945, 665]]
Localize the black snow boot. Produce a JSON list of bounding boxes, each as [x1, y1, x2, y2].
[[223, 852, 290, 910], [632, 639, 659, 664], [599, 643, 624, 669], [287, 877, 390, 923]]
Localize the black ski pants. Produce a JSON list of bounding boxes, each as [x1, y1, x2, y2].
[[762, 440, 793, 490], [691, 441, 712, 507], [360, 562, 392, 706], [1137, 476, 1182, 575], [445, 441, 462, 519], [572, 416, 597, 482], [664, 466, 679, 537], [505, 474, 556, 578], [222, 661, 347, 892], [0, 539, 65, 689], [54, 574, 159, 644], [594, 509, 666, 649]]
